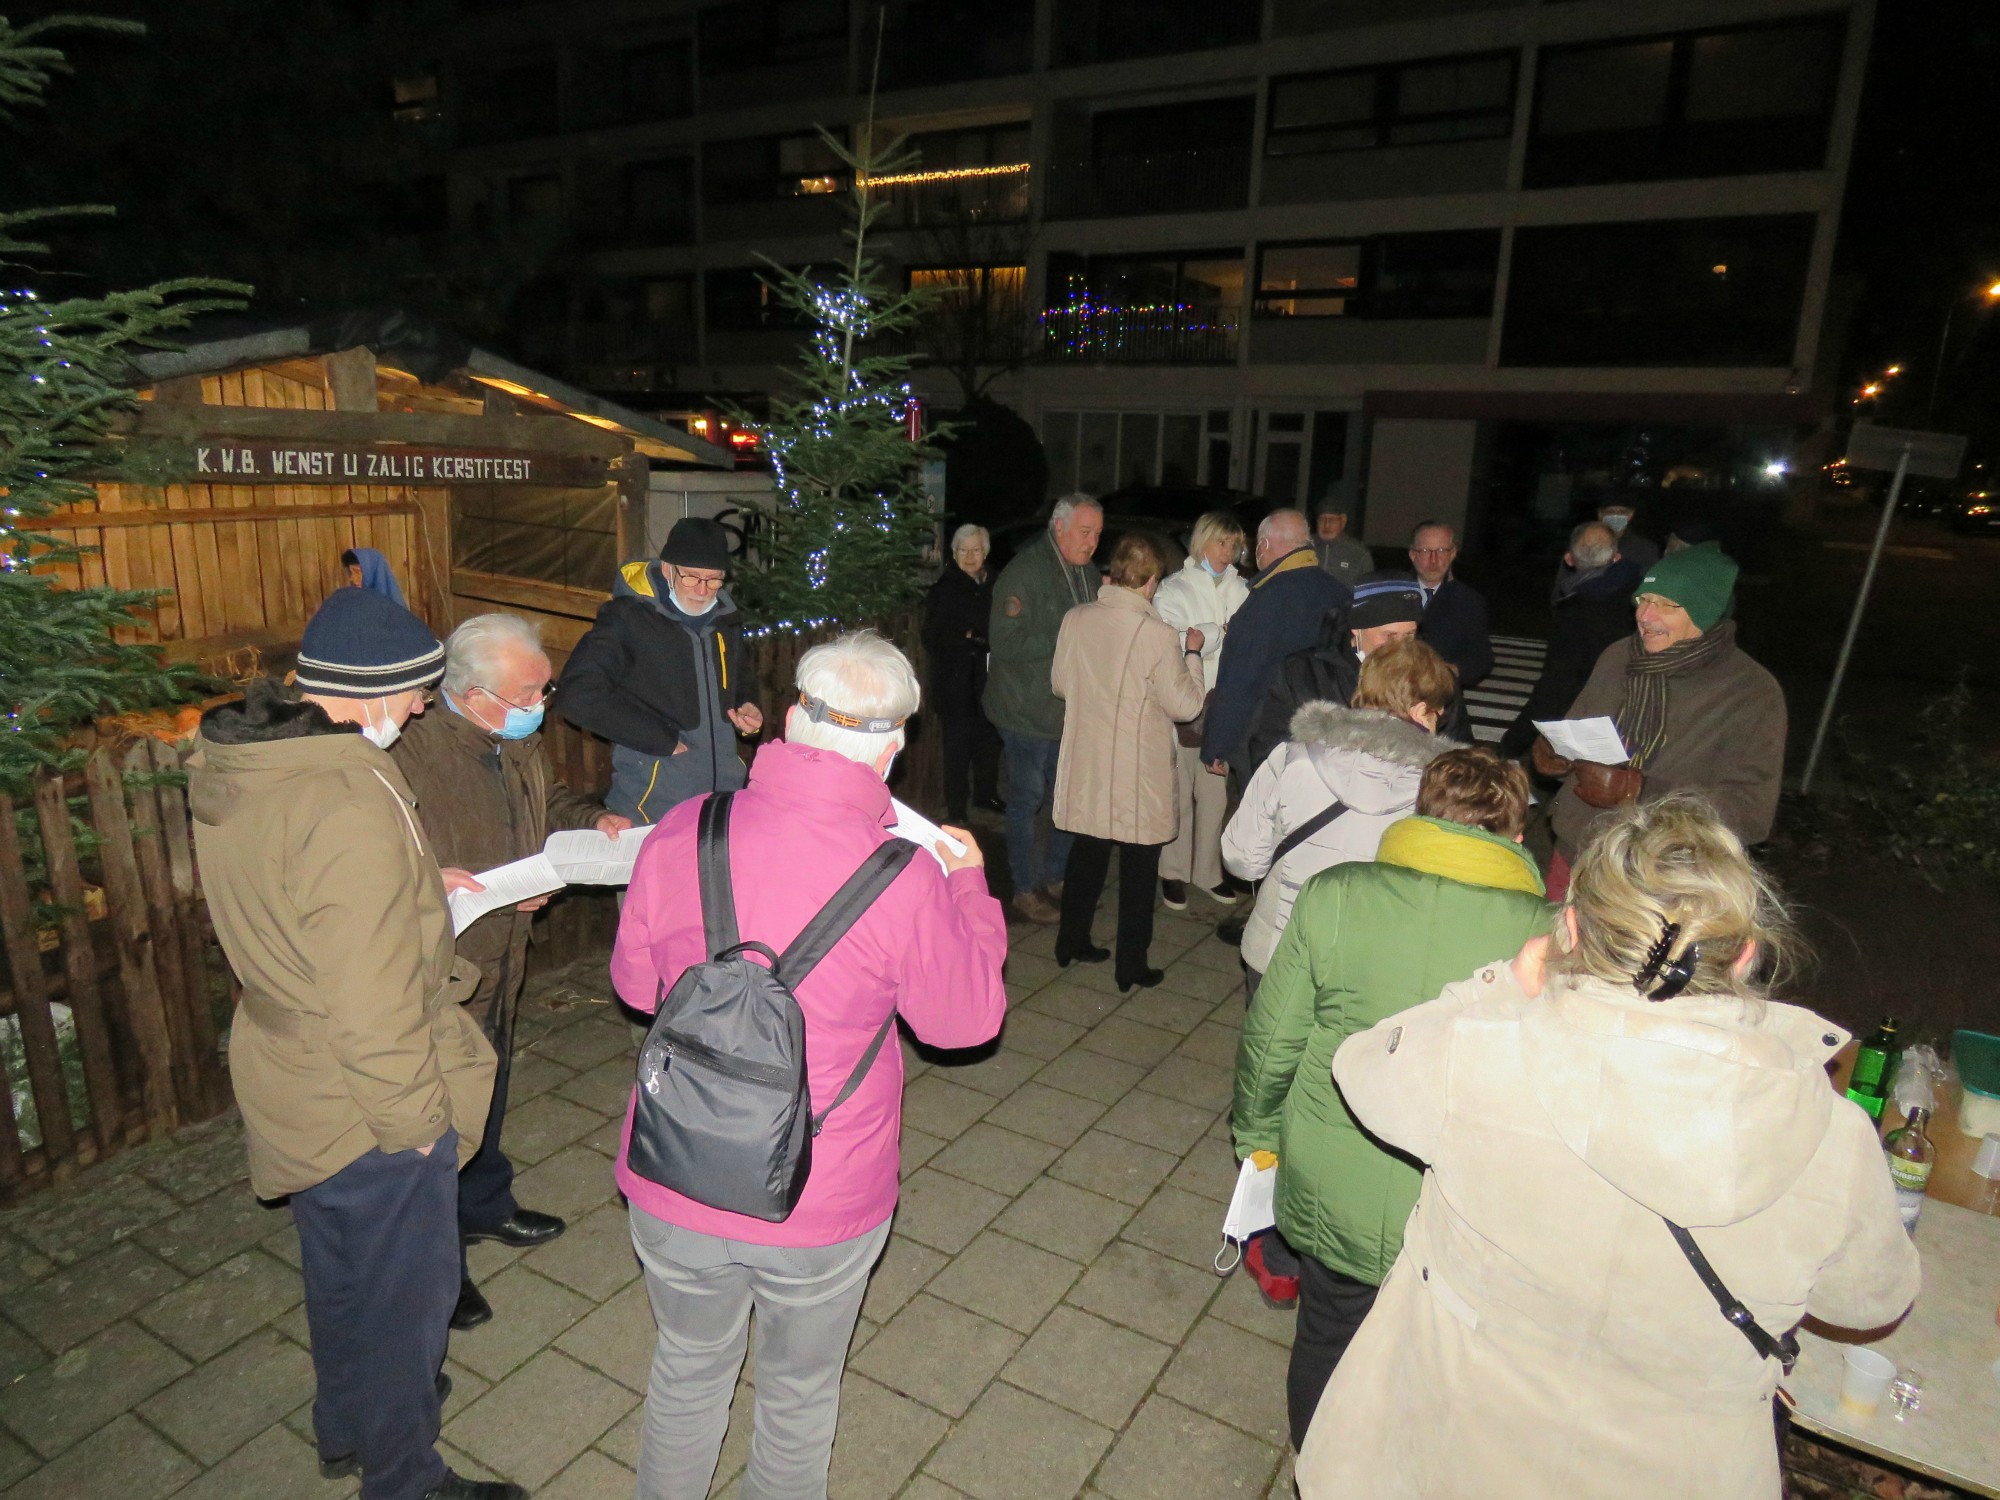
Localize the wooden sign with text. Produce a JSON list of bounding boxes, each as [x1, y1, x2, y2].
[[185, 439, 608, 488]]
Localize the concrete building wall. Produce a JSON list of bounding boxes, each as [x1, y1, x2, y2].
[[1361, 417, 1482, 546]]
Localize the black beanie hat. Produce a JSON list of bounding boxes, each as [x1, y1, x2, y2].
[[294, 587, 445, 698], [660, 517, 731, 572], [1346, 571, 1426, 630]]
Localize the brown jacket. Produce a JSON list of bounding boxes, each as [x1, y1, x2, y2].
[[1551, 633, 1786, 859], [1051, 584, 1206, 846], [392, 701, 605, 1017], [190, 690, 495, 1199]]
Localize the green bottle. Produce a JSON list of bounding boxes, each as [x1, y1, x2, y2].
[[1846, 1018, 1901, 1120]]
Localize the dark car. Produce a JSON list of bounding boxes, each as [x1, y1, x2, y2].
[[1949, 489, 2000, 534], [1870, 477, 1956, 519]]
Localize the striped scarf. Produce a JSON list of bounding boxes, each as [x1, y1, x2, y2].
[[1615, 620, 1736, 770]]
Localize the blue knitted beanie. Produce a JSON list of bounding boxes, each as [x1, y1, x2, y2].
[[294, 587, 445, 698]]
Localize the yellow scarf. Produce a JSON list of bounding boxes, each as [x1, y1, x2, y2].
[[1376, 815, 1545, 897]]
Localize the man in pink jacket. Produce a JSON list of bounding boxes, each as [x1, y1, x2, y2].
[[611, 630, 1007, 1500]]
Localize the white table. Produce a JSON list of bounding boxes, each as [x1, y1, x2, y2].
[[1787, 1201, 2000, 1497]]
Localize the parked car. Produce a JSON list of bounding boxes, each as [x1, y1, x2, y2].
[[1949, 489, 2000, 534], [1870, 477, 1956, 519]]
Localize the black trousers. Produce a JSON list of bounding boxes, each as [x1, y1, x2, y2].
[[293, 1130, 460, 1500], [1288, 1252, 1381, 1453], [1058, 835, 1162, 987], [458, 965, 521, 1274], [940, 708, 1001, 820]]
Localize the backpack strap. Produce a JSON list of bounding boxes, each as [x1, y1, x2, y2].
[[810, 1014, 897, 1138], [1272, 796, 1349, 870], [777, 839, 920, 988], [1663, 1218, 1800, 1372], [696, 792, 741, 959]]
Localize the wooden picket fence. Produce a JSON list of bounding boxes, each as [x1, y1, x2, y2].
[[0, 739, 229, 1205]]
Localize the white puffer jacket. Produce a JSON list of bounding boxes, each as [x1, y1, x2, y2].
[[1153, 556, 1248, 691], [1221, 700, 1447, 971]]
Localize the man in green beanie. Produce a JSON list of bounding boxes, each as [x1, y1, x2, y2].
[[1537, 542, 1784, 898]]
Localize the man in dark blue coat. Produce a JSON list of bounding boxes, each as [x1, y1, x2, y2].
[[1409, 520, 1493, 690]]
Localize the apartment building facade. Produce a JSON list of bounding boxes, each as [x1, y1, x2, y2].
[[427, 0, 1873, 544]]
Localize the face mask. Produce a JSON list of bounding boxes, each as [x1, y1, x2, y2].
[[675, 589, 718, 616], [1200, 556, 1226, 578], [360, 699, 401, 750], [495, 702, 545, 740], [1602, 513, 1631, 534]]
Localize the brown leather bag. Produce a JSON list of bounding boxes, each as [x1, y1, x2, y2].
[[1571, 759, 1645, 809]]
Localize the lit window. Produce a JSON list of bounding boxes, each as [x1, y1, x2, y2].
[[1255, 244, 1360, 317]]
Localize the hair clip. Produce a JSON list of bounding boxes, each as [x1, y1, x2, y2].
[[1634, 918, 1699, 1000]]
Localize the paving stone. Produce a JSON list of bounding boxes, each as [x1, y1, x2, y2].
[[1074, 1017, 1181, 1070], [850, 1294, 1021, 1418], [0, 1231, 55, 1295], [980, 1082, 1106, 1148], [1019, 981, 1123, 1028], [0, 1428, 35, 1490], [1267, 1448, 1296, 1500], [1109, 990, 1214, 1036], [1044, 956, 1124, 995], [542, 1449, 640, 1500], [1175, 1021, 1241, 1070], [136, 1247, 302, 1361], [1170, 1142, 1238, 1202], [445, 1348, 637, 1489], [530, 1015, 639, 1072], [443, 1358, 493, 1424], [1155, 961, 1246, 1006], [507, 1049, 577, 1105], [437, 1439, 503, 1482], [859, 1233, 948, 1325], [133, 1121, 252, 1205], [448, 1264, 595, 1380], [465, 1235, 525, 1282], [826, 1370, 950, 1500], [1207, 1264, 1297, 1349], [993, 1179, 1134, 1263], [937, 1048, 1042, 1099], [996, 1009, 1086, 1061], [133, 1186, 289, 1277], [0, 1308, 46, 1385], [261, 1219, 303, 1268], [1157, 1317, 1292, 1446], [0, 1320, 191, 1464], [1048, 1131, 1180, 1208], [552, 1055, 638, 1115], [166, 1419, 359, 1500], [927, 1123, 1061, 1196], [892, 1169, 1007, 1255], [899, 1075, 997, 1141], [1136, 1055, 1234, 1114], [899, 1127, 947, 1178], [555, 1279, 657, 1393], [1066, 1242, 1218, 1344], [1179, 938, 1247, 975], [501, 1093, 610, 1166], [925, 1229, 1082, 1333], [1096, 1395, 1280, 1500], [1094, 1090, 1217, 1156], [899, 1479, 969, 1500], [508, 1143, 619, 1223], [1001, 952, 1063, 993], [1033, 1049, 1146, 1106], [2, 1412, 197, 1500], [925, 1382, 1111, 1500], [139, 1326, 318, 1464], [522, 1202, 641, 1301], [592, 1403, 645, 1469], [3, 1239, 185, 1353], [579, 1117, 625, 1157], [8, 1171, 180, 1265], [1120, 1186, 1229, 1271], [999, 1305, 1172, 1429]]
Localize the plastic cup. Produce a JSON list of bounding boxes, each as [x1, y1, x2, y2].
[[1841, 1347, 1897, 1418]]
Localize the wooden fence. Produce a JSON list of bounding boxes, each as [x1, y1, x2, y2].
[[0, 740, 228, 1205]]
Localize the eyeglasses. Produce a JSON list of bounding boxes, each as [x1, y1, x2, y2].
[[472, 682, 554, 711], [670, 567, 726, 592], [1411, 547, 1456, 558]]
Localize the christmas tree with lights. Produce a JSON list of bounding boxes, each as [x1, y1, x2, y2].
[[728, 121, 945, 633], [0, 17, 242, 789]]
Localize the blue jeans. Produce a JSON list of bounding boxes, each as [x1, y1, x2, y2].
[[999, 729, 1072, 895]]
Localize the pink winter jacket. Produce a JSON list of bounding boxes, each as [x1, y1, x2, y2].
[[611, 739, 1009, 1247]]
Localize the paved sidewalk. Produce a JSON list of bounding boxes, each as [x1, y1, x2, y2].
[[0, 900, 1299, 1500]]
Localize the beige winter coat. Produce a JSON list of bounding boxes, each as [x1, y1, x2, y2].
[[1051, 583, 1206, 846], [1301, 965, 1921, 1500]]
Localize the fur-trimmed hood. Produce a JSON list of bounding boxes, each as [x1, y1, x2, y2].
[[1286, 699, 1447, 815]]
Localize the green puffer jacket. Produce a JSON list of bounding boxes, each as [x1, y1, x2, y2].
[[1233, 815, 1550, 1284], [983, 532, 1100, 739]]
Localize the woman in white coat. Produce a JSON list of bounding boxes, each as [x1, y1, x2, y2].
[[1303, 794, 1921, 1500], [1152, 511, 1249, 911]]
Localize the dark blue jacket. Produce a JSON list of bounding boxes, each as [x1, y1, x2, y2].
[[1201, 550, 1349, 773], [1417, 577, 1493, 689]]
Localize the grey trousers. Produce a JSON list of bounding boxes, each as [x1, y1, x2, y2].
[[629, 1207, 891, 1500]]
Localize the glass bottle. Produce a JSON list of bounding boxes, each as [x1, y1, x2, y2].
[[1884, 1105, 1936, 1236], [1846, 1017, 1901, 1121]]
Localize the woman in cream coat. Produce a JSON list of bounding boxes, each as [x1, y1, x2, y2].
[[1303, 794, 1920, 1500], [1051, 530, 1206, 992]]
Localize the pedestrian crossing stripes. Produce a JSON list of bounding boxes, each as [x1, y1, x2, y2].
[[1464, 634, 1546, 745]]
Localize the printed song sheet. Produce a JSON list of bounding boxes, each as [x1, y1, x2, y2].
[[1533, 715, 1632, 765], [889, 798, 968, 871], [449, 824, 657, 935]]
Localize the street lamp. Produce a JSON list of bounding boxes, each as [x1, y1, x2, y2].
[[1926, 279, 2000, 422]]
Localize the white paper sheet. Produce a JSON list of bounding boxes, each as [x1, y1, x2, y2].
[[448, 854, 564, 936], [1221, 1157, 1278, 1243], [889, 798, 968, 871], [1533, 715, 1632, 765], [544, 824, 655, 884]]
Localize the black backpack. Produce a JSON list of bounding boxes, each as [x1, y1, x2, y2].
[[625, 791, 917, 1222]]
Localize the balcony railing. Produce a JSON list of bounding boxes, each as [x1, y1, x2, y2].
[[1040, 299, 1239, 364], [868, 166, 1031, 229], [1044, 148, 1251, 220]]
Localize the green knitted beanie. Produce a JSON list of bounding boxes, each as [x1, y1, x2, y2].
[[1632, 542, 1738, 631]]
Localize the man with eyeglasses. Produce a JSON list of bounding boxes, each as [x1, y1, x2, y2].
[[557, 517, 765, 824], [395, 612, 627, 1331], [1408, 520, 1493, 690]]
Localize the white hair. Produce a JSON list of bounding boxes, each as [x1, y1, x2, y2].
[[1257, 508, 1308, 551], [789, 629, 921, 765], [1570, 521, 1616, 569], [444, 612, 546, 697], [1049, 493, 1101, 533], [950, 523, 991, 552]]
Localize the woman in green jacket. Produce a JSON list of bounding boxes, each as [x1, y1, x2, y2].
[[1233, 745, 1550, 1452]]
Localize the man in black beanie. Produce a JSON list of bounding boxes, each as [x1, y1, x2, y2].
[[557, 517, 764, 822]]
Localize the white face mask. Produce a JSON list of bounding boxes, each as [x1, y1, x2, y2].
[[1602, 512, 1631, 534], [675, 589, 718, 616], [360, 699, 401, 750]]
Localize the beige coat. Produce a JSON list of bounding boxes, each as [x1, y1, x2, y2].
[[1051, 583, 1206, 846], [190, 692, 495, 1199], [1302, 965, 1921, 1500]]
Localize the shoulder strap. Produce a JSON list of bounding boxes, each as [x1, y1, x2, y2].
[[697, 792, 740, 958], [1664, 1218, 1800, 1373], [810, 1014, 897, 1138], [1273, 797, 1349, 869], [777, 838, 920, 989]]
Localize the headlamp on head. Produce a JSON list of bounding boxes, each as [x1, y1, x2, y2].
[[796, 692, 908, 735]]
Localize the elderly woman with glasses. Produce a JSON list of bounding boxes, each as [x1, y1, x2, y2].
[[1297, 794, 1920, 1500], [922, 523, 1004, 823]]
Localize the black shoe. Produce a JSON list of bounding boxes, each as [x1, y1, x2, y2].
[[422, 1473, 527, 1500], [1055, 942, 1110, 967], [450, 1278, 493, 1331], [463, 1208, 567, 1249], [1118, 969, 1165, 994], [1160, 879, 1188, 911], [1214, 914, 1247, 947], [321, 1373, 453, 1477]]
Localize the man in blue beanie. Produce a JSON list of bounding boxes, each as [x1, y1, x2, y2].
[[190, 587, 522, 1500]]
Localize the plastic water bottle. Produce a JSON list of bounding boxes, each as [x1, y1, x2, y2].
[[1884, 1105, 1936, 1235]]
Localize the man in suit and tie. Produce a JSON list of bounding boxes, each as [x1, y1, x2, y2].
[[1409, 521, 1493, 690]]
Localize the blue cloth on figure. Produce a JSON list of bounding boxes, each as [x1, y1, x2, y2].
[[344, 547, 408, 608]]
